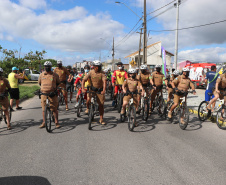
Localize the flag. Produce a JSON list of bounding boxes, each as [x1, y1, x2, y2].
[[161, 47, 167, 77]]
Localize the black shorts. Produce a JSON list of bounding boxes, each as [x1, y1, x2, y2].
[[10, 88, 20, 100], [66, 85, 74, 93]]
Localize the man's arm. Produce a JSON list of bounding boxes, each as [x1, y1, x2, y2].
[[112, 71, 116, 84], [122, 80, 127, 94], [14, 72, 24, 79], [56, 74, 60, 87], [38, 75, 41, 86], [102, 73, 107, 94]]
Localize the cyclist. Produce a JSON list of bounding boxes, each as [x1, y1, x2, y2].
[[166, 70, 180, 103], [168, 68, 196, 122], [38, 61, 61, 129], [150, 64, 165, 114], [82, 60, 107, 125], [137, 65, 151, 110], [204, 65, 218, 111], [0, 68, 11, 130], [207, 68, 226, 118], [66, 65, 74, 103], [74, 65, 91, 114], [121, 68, 143, 119], [54, 60, 73, 111], [112, 62, 128, 106]]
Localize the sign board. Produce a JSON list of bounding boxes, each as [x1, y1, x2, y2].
[[129, 60, 136, 67]]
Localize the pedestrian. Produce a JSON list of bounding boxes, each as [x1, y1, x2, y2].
[[8, 67, 25, 111], [66, 65, 75, 103]]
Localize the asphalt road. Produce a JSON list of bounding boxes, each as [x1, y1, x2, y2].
[[0, 94, 226, 185]]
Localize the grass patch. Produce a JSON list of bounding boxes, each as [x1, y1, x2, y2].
[[19, 85, 40, 99]]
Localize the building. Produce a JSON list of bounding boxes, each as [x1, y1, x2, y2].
[[73, 60, 93, 70], [125, 41, 174, 71], [103, 58, 121, 70]]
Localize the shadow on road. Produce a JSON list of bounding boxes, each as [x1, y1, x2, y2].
[[50, 118, 77, 134], [89, 116, 118, 131], [0, 176, 51, 185], [185, 116, 203, 131]]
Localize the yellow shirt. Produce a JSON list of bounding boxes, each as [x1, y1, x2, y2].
[[8, 72, 18, 88]]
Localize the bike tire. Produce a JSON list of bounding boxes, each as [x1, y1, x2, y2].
[[128, 105, 136, 131], [198, 101, 208, 121], [142, 99, 149, 121], [216, 107, 226, 130], [178, 104, 189, 130], [77, 96, 82, 117], [88, 104, 94, 130], [45, 106, 52, 133], [158, 97, 166, 117], [118, 93, 122, 113], [3, 107, 12, 124]]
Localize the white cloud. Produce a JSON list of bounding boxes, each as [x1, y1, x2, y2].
[[0, 0, 124, 54], [178, 47, 226, 63], [19, 0, 47, 9], [133, 0, 226, 50]]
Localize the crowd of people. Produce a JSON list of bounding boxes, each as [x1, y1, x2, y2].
[[0, 59, 224, 130]]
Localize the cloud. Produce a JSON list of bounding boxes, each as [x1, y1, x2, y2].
[[0, 0, 124, 54], [178, 47, 226, 63], [19, 0, 47, 9], [133, 0, 226, 50]]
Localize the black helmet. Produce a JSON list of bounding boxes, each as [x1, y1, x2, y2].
[[84, 65, 90, 70], [117, 62, 123, 66]]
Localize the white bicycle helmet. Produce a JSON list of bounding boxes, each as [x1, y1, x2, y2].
[[173, 70, 180, 76], [104, 69, 108, 73], [57, 60, 62, 64], [140, 65, 147, 70], [182, 68, 190, 72], [93, 60, 101, 66], [155, 64, 162, 68], [128, 68, 136, 74], [44, 61, 52, 66]]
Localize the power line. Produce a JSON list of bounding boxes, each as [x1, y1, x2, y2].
[[147, 0, 176, 15], [149, 19, 226, 32], [114, 18, 142, 48], [147, 6, 174, 23]]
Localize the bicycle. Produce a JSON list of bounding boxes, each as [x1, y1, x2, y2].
[[57, 87, 65, 106], [87, 86, 100, 130], [197, 93, 216, 122], [40, 91, 56, 133], [114, 84, 123, 113], [0, 93, 12, 125], [151, 88, 166, 117], [76, 91, 85, 118], [120, 91, 139, 132], [166, 90, 193, 130], [140, 86, 152, 121]]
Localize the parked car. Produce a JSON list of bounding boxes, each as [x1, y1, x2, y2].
[[24, 69, 40, 81]]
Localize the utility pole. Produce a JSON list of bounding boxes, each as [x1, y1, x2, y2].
[[137, 28, 143, 68], [142, 0, 147, 65], [174, 0, 180, 69], [112, 37, 115, 70]]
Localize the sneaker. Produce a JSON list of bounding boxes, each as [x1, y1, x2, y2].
[[16, 106, 22, 110], [112, 100, 115, 107], [10, 107, 15, 112], [168, 111, 172, 119], [85, 109, 89, 114], [74, 102, 79, 108], [39, 123, 45, 128]]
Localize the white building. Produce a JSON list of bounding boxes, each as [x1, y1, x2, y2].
[[125, 41, 174, 70], [104, 58, 121, 70]]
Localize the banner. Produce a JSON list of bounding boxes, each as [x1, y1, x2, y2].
[[161, 47, 167, 77]]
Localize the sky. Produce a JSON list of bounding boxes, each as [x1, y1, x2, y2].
[[0, 0, 226, 66]]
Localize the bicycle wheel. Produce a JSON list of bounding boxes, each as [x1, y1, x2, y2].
[[128, 105, 136, 131], [3, 107, 12, 124], [88, 104, 94, 130], [142, 99, 149, 121], [77, 96, 82, 117], [45, 106, 52, 133], [178, 104, 189, 130], [158, 97, 166, 117], [118, 93, 122, 113], [216, 106, 226, 130], [198, 101, 208, 121]]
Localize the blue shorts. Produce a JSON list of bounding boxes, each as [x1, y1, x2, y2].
[[205, 90, 214, 102]]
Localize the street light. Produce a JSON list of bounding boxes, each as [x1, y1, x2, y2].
[[115, 2, 142, 20]]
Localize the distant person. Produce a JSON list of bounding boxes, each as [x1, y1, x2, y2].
[[8, 67, 25, 111], [205, 65, 218, 110], [66, 65, 75, 103]]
